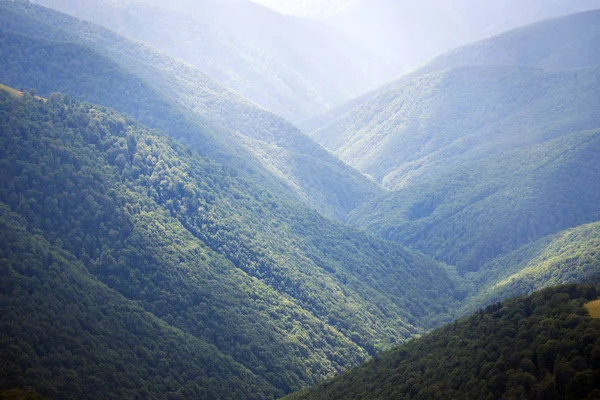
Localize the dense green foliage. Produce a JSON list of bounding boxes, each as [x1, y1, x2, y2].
[[0, 88, 465, 394], [1, 4, 599, 399], [315, 65, 600, 188], [461, 223, 600, 315], [0, 0, 382, 221], [0, 205, 280, 399], [287, 284, 600, 400]]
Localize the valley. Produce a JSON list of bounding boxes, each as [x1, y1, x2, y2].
[[0, 1, 599, 399]]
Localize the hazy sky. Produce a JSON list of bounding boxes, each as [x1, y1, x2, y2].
[[249, 0, 356, 18]]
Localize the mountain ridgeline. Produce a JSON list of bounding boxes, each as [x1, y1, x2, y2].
[[0, 0, 382, 222], [30, 0, 395, 123]]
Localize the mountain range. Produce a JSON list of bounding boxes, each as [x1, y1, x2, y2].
[[1, 1, 599, 399], [0, 0, 383, 222], [309, 10, 600, 276], [287, 284, 600, 399], [30, 0, 394, 123], [325, 0, 600, 69]]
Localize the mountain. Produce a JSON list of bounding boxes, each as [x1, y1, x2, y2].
[[304, 8, 600, 134], [461, 223, 600, 315], [313, 65, 600, 187], [325, 0, 600, 70], [0, 204, 279, 399], [349, 122, 600, 274], [30, 0, 394, 123], [0, 0, 382, 221], [306, 11, 600, 273], [0, 85, 465, 395], [287, 284, 600, 400]]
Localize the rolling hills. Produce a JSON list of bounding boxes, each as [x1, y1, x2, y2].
[[461, 222, 600, 316], [1, 2, 600, 399], [304, 8, 600, 134]]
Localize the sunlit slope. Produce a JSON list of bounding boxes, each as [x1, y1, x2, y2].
[[461, 223, 600, 315], [0, 88, 465, 393], [349, 123, 600, 274], [0, 0, 382, 221], [31, 0, 393, 122], [0, 206, 281, 399], [315, 65, 600, 187], [287, 284, 600, 400], [306, 8, 600, 134]]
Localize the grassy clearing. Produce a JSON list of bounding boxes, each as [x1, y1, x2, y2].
[[585, 300, 600, 318], [0, 83, 23, 97]]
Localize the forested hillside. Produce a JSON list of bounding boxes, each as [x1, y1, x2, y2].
[[314, 65, 600, 187], [2, 2, 600, 399], [30, 0, 394, 122], [0, 205, 279, 399], [462, 223, 600, 315], [0, 87, 465, 395], [287, 284, 600, 400], [0, 0, 382, 221], [351, 128, 600, 273], [304, 11, 600, 276]]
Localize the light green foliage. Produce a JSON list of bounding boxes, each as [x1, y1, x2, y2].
[[461, 223, 600, 315], [287, 284, 600, 400]]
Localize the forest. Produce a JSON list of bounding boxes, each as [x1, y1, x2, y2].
[[1, 1, 599, 399]]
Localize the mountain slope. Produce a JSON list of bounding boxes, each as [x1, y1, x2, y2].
[[349, 123, 600, 273], [461, 223, 600, 315], [31, 0, 393, 122], [305, 8, 600, 134], [0, 205, 280, 399], [0, 87, 465, 393], [287, 284, 600, 400], [0, 0, 382, 221], [315, 65, 600, 187]]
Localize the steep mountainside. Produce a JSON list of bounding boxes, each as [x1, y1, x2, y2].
[[30, 0, 393, 122], [304, 8, 600, 133], [0, 205, 279, 399], [0, 0, 382, 221], [0, 87, 465, 395], [306, 13, 600, 273], [287, 284, 600, 400]]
